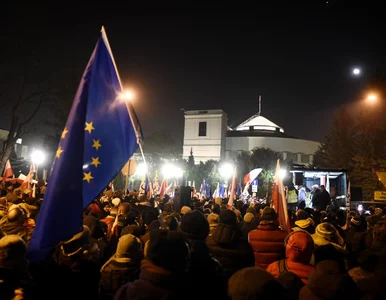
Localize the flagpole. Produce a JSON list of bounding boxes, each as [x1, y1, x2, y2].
[[101, 26, 154, 199]]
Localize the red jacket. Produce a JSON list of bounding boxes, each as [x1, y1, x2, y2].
[[248, 222, 288, 269], [266, 230, 315, 284]]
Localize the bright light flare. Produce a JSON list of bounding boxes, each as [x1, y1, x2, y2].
[[219, 163, 234, 179], [31, 150, 46, 165], [120, 90, 135, 101], [162, 164, 183, 179], [279, 169, 287, 180], [367, 94, 377, 102], [135, 163, 148, 177], [352, 68, 361, 75]]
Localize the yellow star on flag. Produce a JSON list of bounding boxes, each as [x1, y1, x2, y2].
[[83, 172, 94, 183], [85, 121, 95, 134], [92, 139, 102, 150], [61, 128, 69, 139], [56, 147, 64, 158], [91, 157, 101, 168]]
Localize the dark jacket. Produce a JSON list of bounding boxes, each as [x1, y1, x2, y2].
[[206, 223, 254, 278], [114, 260, 189, 300], [299, 260, 361, 300]]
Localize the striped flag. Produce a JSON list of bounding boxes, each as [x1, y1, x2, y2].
[[212, 182, 220, 198], [243, 168, 262, 185], [3, 160, 14, 181], [272, 160, 291, 233], [159, 179, 168, 199]]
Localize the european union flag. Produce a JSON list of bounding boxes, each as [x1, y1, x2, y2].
[[28, 27, 142, 262]]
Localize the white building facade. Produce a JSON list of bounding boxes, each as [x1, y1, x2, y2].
[[183, 110, 320, 165]]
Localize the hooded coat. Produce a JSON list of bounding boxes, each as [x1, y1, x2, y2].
[[266, 231, 314, 284]]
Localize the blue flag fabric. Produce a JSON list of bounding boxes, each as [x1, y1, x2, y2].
[[28, 29, 142, 262]]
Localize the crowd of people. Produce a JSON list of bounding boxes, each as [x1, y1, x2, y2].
[[0, 181, 386, 299]]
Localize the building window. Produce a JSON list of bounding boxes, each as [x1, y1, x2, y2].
[[198, 122, 207, 136]]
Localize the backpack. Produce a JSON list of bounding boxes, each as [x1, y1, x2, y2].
[[277, 259, 304, 300]]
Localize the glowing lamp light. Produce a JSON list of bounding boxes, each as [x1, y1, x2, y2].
[[352, 68, 361, 75], [120, 90, 135, 101], [219, 163, 234, 179], [162, 164, 183, 179], [279, 169, 287, 180], [367, 94, 377, 102], [135, 163, 148, 177], [31, 150, 45, 165]]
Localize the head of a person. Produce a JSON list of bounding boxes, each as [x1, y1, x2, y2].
[[180, 206, 192, 217], [313, 222, 344, 247], [296, 209, 308, 221], [159, 215, 178, 231], [228, 267, 286, 300], [260, 207, 277, 224], [0, 235, 28, 273], [212, 203, 221, 215], [320, 185, 326, 191], [312, 185, 319, 192], [115, 234, 143, 262], [243, 213, 255, 224], [285, 231, 314, 264], [179, 209, 210, 240], [219, 209, 237, 226], [7, 206, 26, 225], [146, 229, 189, 273]]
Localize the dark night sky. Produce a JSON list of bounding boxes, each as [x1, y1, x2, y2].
[[1, 1, 385, 149]]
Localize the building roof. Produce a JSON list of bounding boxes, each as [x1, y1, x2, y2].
[[234, 114, 284, 133]]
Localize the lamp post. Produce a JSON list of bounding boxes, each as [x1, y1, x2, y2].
[[219, 162, 234, 196], [31, 149, 46, 181]]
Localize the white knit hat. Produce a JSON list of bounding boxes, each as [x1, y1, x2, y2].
[[112, 198, 121, 207]]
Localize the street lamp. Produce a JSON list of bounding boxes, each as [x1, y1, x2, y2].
[[219, 163, 234, 180], [367, 93, 377, 103], [31, 149, 46, 181], [31, 150, 45, 165], [352, 68, 361, 76], [119, 90, 135, 101], [279, 169, 287, 180], [135, 162, 148, 177], [162, 164, 183, 179]]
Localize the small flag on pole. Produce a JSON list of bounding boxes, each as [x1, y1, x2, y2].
[[2, 160, 14, 181], [28, 27, 142, 262], [243, 168, 262, 185]]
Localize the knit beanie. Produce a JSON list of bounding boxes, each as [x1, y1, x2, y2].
[[246, 207, 257, 216], [112, 198, 121, 207], [215, 197, 222, 206], [116, 234, 142, 261], [260, 207, 277, 222], [243, 213, 255, 224], [0, 235, 27, 272], [296, 209, 308, 221], [146, 229, 189, 272], [207, 213, 219, 227], [180, 206, 192, 215], [314, 222, 344, 246], [219, 209, 237, 226], [180, 210, 209, 240]]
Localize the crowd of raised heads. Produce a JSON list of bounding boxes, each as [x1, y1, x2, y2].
[[0, 182, 386, 300]]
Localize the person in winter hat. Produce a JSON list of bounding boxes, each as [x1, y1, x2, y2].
[[0, 235, 36, 299], [240, 213, 258, 241], [207, 213, 219, 236], [100, 234, 143, 299], [292, 209, 315, 234], [207, 209, 254, 278], [228, 267, 287, 300], [114, 230, 190, 300], [180, 206, 191, 218], [267, 231, 315, 285], [248, 207, 288, 268], [312, 222, 345, 253], [179, 210, 227, 300]]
